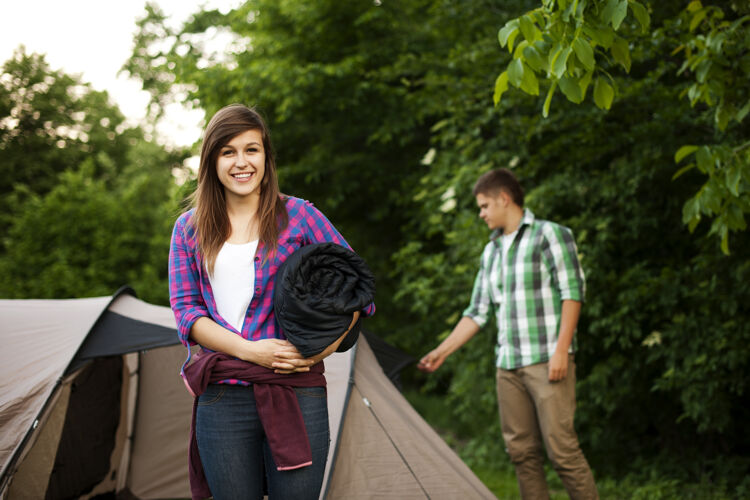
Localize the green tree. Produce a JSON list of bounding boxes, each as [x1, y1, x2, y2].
[[0, 48, 145, 226], [0, 140, 187, 305], [0, 49, 189, 304], [493, 0, 750, 253]]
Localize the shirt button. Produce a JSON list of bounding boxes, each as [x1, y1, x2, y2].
[[255, 287, 261, 292], [254, 256, 259, 261]]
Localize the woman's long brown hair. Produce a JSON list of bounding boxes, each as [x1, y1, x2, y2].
[[190, 104, 288, 274]]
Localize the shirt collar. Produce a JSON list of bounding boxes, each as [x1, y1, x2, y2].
[[490, 209, 535, 241]]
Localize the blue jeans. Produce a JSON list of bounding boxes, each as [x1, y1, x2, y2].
[[196, 383, 329, 500]]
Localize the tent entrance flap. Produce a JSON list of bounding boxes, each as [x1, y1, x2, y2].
[[46, 357, 123, 499]]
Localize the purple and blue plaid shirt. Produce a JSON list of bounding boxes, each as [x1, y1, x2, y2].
[[169, 195, 375, 375]]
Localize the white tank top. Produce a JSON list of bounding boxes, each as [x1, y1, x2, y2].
[[208, 240, 259, 332]]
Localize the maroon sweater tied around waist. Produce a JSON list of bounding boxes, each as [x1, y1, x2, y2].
[[182, 351, 327, 500]]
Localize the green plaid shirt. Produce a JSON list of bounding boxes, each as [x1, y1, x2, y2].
[[463, 209, 585, 369]]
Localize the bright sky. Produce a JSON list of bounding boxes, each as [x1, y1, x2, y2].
[[0, 0, 238, 148]]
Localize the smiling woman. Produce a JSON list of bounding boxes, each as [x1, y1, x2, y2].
[[167, 103, 375, 500]]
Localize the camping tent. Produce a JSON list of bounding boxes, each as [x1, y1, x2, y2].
[[0, 288, 496, 499]]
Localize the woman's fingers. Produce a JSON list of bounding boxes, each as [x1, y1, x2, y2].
[[273, 349, 305, 359], [272, 354, 314, 372]]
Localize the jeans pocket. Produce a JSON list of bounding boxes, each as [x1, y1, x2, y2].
[[294, 386, 327, 399], [197, 384, 227, 406]]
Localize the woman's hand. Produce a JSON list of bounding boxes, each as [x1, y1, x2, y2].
[[239, 338, 315, 374], [237, 311, 360, 374]]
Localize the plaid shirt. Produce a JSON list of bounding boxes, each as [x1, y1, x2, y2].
[[169, 195, 375, 379], [463, 209, 585, 370]]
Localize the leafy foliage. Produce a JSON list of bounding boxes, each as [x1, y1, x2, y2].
[[0, 49, 188, 304], [494, 1, 750, 253], [0, 49, 145, 230]]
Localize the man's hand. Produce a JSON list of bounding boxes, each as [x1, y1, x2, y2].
[[548, 351, 569, 381], [417, 349, 446, 373], [418, 317, 481, 373]]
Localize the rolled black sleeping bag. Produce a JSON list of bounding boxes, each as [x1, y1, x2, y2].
[[274, 242, 376, 358]]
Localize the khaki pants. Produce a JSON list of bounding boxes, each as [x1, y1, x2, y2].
[[496, 356, 598, 500]]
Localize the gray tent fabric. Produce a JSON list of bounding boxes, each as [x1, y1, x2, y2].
[[0, 290, 193, 499], [323, 338, 496, 500], [0, 290, 496, 500], [0, 295, 112, 483]]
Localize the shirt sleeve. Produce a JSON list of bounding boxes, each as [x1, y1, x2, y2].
[[462, 247, 494, 327], [301, 200, 376, 317], [542, 223, 585, 302], [168, 216, 209, 347]]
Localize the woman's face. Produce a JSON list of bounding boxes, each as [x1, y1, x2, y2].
[[215, 129, 266, 202]]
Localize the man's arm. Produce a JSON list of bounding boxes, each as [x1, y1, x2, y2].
[[547, 299, 581, 381], [417, 316, 481, 373]]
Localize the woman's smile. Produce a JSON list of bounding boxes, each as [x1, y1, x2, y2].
[[216, 129, 266, 200]]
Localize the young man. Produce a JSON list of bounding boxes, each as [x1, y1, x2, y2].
[[418, 168, 598, 500]]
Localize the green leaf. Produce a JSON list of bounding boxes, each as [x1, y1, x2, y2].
[[737, 99, 750, 123], [519, 15, 539, 43], [493, 71, 509, 106], [672, 163, 696, 180], [726, 165, 742, 197], [602, 0, 620, 25], [543, 80, 557, 118], [687, 84, 702, 105], [682, 197, 701, 227], [695, 146, 713, 174], [498, 20, 520, 48], [562, 0, 577, 21], [715, 102, 731, 131], [593, 77, 614, 109], [690, 9, 708, 32], [523, 45, 548, 72], [551, 46, 572, 79], [559, 74, 583, 103], [720, 231, 729, 255], [587, 25, 614, 48], [579, 70, 593, 99], [513, 40, 530, 59], [508, 58, 524, 88], [695, 59, 711, 83], [728, 15, 750, 32], [612, 0, 628, 30], [573, 38, 595, 71], [726, 202, 747, 231], [688, 216, 701, 232], [520, 63, 540, 95], [675, 145, 699, 164], [611, 37, 631, 72], [628, 1, 650, 33], [687, 0, 702, 13], [706, 32, 726, 53]]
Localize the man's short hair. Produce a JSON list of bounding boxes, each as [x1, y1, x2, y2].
[[472, 168, 524, 207]]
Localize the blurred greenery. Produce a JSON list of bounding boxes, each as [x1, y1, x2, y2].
[[0, 48, 189, 304], [2, 0, 749, 497]]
